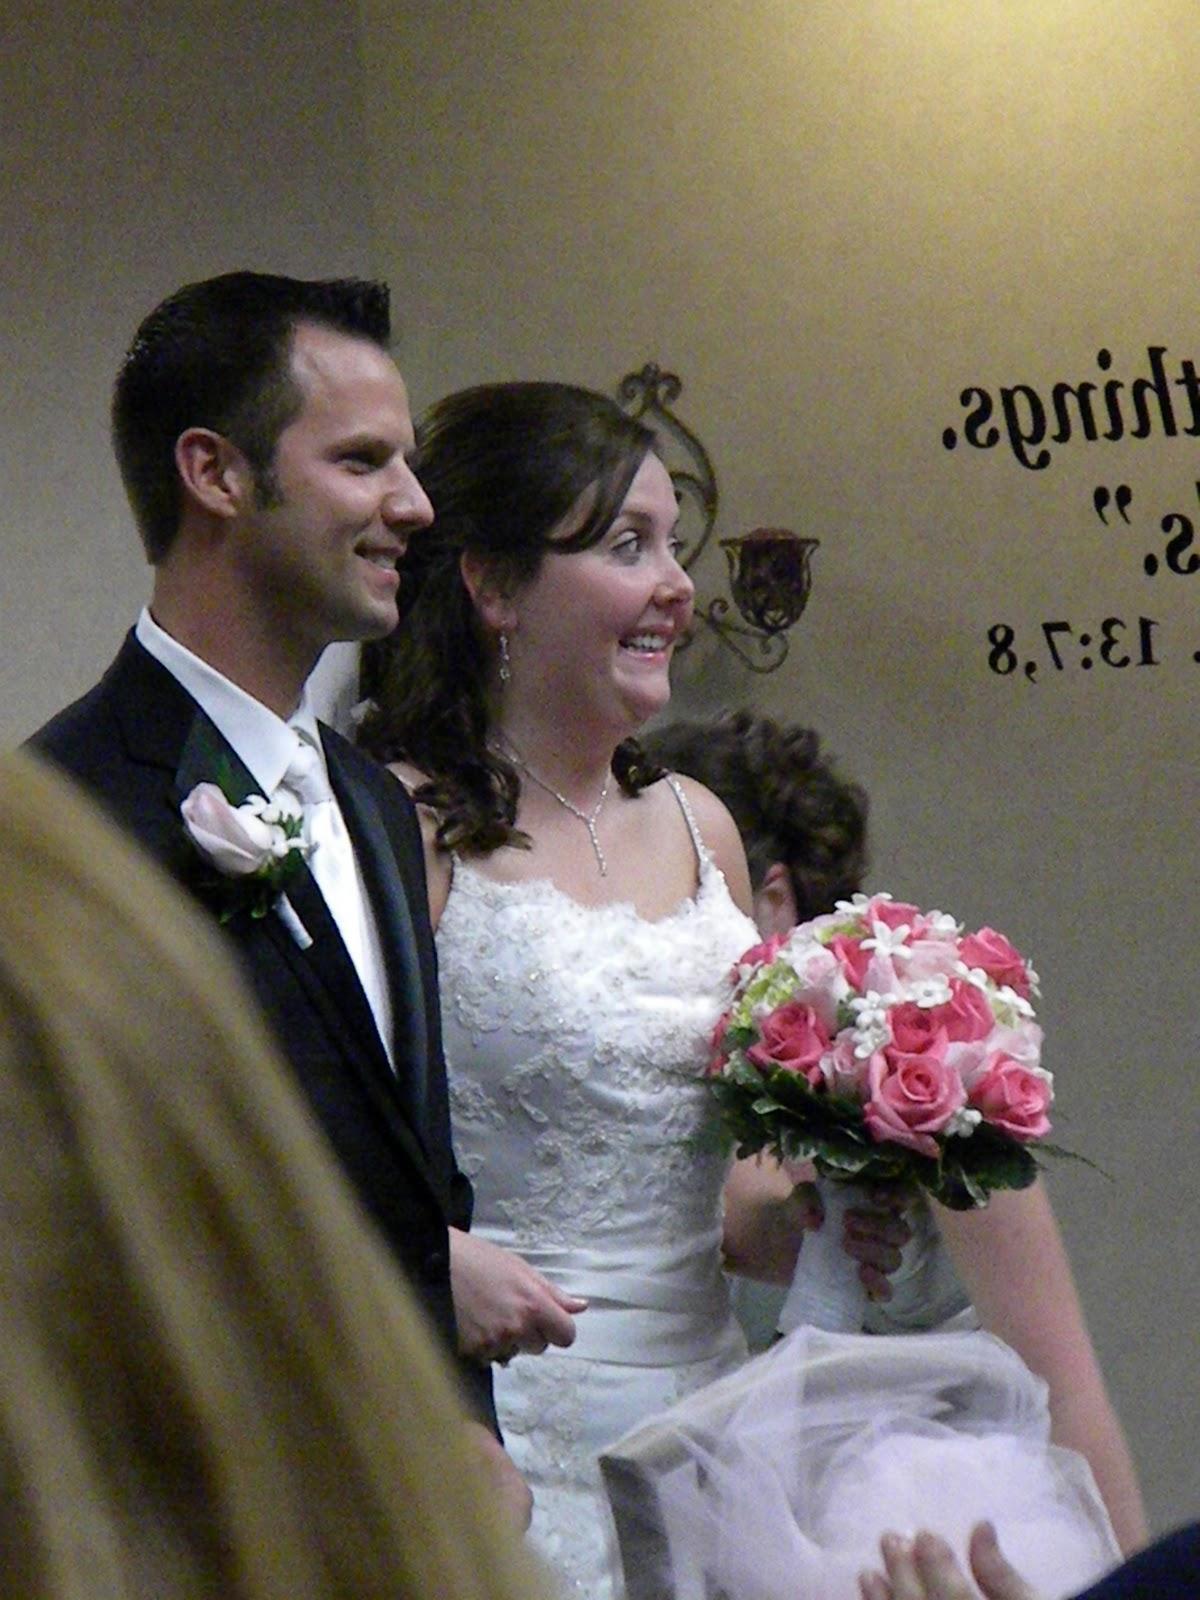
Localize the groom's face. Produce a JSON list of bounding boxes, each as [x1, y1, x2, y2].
[[234, 321, 433, 655]]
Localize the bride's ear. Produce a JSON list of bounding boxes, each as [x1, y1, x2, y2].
[[460, 550, 516, 633], [752, 862, 799, 938]]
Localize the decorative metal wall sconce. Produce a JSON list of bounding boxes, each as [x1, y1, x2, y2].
[[616, 362, 818, 673]]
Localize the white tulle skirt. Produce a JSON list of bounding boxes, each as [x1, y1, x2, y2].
[[600, 1327, 1121, 1600]]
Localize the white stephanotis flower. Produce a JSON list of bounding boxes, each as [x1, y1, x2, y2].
[[994, 984, 1036, 1018], [848, 989, 892, 1056], [924, 910, 962, 940], [907, 975, 953, 1009], [833, 892, 873, 915], [238, 790, 309, 856], [861, 919, 914, 960], [954, 961, 993, 991], [943, 1106, 983, 1138]]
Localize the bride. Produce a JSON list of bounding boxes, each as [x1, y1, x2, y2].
[[357, 381, 1144, 1598], [357, 380, 802, 1595]]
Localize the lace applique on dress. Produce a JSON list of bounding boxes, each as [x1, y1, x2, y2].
[[437, 775, 758, 1598]]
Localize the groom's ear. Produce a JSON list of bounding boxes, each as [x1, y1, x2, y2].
[[175, 428, 255, 522]]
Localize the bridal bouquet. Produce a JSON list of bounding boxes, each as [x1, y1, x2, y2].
[[709, 894, 1054, 1210]]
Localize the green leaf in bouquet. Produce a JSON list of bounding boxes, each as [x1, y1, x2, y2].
[[814, 1147, 878, 1179], [741, 965, 803, 1013], [931, 1130, 1040, 1210], [932, 1161, 990, 1211], [770, 1129, 821, 1164], [813, 912, 864, 945], [1033, 1141, 1109, 1179], [724, 1053, 767, 1090], [754, 1065, 830, 1115]]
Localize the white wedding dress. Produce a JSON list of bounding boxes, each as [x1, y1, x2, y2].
[[438, 777, 758, 1597]]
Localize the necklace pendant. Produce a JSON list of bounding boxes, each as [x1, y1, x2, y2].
[[496, 734, 610, 878], [586, 823, 608, 877]]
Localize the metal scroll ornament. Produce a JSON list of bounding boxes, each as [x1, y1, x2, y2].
[[616, 362, 818, 673]]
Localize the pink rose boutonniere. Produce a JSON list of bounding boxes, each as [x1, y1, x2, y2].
[[181, 781, 313, 940]]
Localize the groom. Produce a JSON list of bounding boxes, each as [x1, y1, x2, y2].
[[29, 273, 569, 1483]]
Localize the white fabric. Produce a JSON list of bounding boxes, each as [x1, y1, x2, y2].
[[776, 1181, 978, 1337], [136, 607, 299, 797], [603, 1326, 1121, 1600], [438, 777, 759, 1598], [861, 1196, 976, 1334], [731, 1197, 975, 1355]]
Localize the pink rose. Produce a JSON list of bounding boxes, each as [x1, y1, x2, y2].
[[892, 977, 994, 1047], [888, 1004, 949, 1055], [826, 1032, 871, 1097], [969, 1051, 1052, 1141], [864, 1044, 967, 1158], [707, 1011, 732, 1076], [182, 783, 278, 875], [732, 932, 787, 985], [902, 937, 964, 985], [959, 927, 1033, 1000], [829, 933, 871, 990], [864, 895, 928, 935], [747, 1002, 831, 1086]]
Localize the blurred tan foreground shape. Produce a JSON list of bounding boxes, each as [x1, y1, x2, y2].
[[0, 749, 552, 1600]]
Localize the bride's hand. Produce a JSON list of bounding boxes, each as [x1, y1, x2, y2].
[[781, 1164, 912, 1302], [858, 1525, 1041, 1600], [449, 1227, 587, 1364], [841, 1190, 912, 1301], [722, 1156, 822, 1283]]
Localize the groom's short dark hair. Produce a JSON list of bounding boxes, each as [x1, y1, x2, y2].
[[112, 272, 392, 562]]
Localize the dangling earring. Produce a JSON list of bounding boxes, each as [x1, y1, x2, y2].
[[498, 631, 511, 684]]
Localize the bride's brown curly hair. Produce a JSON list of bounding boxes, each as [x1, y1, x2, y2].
[[357, 382, 665, 855]]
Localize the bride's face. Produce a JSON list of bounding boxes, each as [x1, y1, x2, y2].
[[504, 453, 694, 734]]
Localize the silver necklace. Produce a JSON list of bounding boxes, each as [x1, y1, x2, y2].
[[496, 738, 610, 877]]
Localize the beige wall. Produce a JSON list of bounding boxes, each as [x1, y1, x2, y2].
[[3, 0, 1194, 1538], [361, 0, 1198, 1529], [0, 0, 372, 741]]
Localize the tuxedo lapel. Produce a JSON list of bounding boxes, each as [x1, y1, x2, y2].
[[325, 738, 432, 1150], [176, 708, 261, 804]]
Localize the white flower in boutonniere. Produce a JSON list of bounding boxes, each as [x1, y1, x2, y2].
[[181, 782, 312, 926]]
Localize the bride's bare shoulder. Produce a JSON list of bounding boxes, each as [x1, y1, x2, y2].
[[386, 758, 427, 797]]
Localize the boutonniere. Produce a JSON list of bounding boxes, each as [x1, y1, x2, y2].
[[181, 780, 313, 945]]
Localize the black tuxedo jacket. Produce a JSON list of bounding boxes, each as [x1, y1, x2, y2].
[[31, 632, 494, 1426], [1074, 1523, 1200, 1599]]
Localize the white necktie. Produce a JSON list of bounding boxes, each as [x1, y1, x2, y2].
[[279, 734, 394, 1065]]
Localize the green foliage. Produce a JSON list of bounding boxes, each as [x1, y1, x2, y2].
[[710, 1058, 1044, 1212]]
